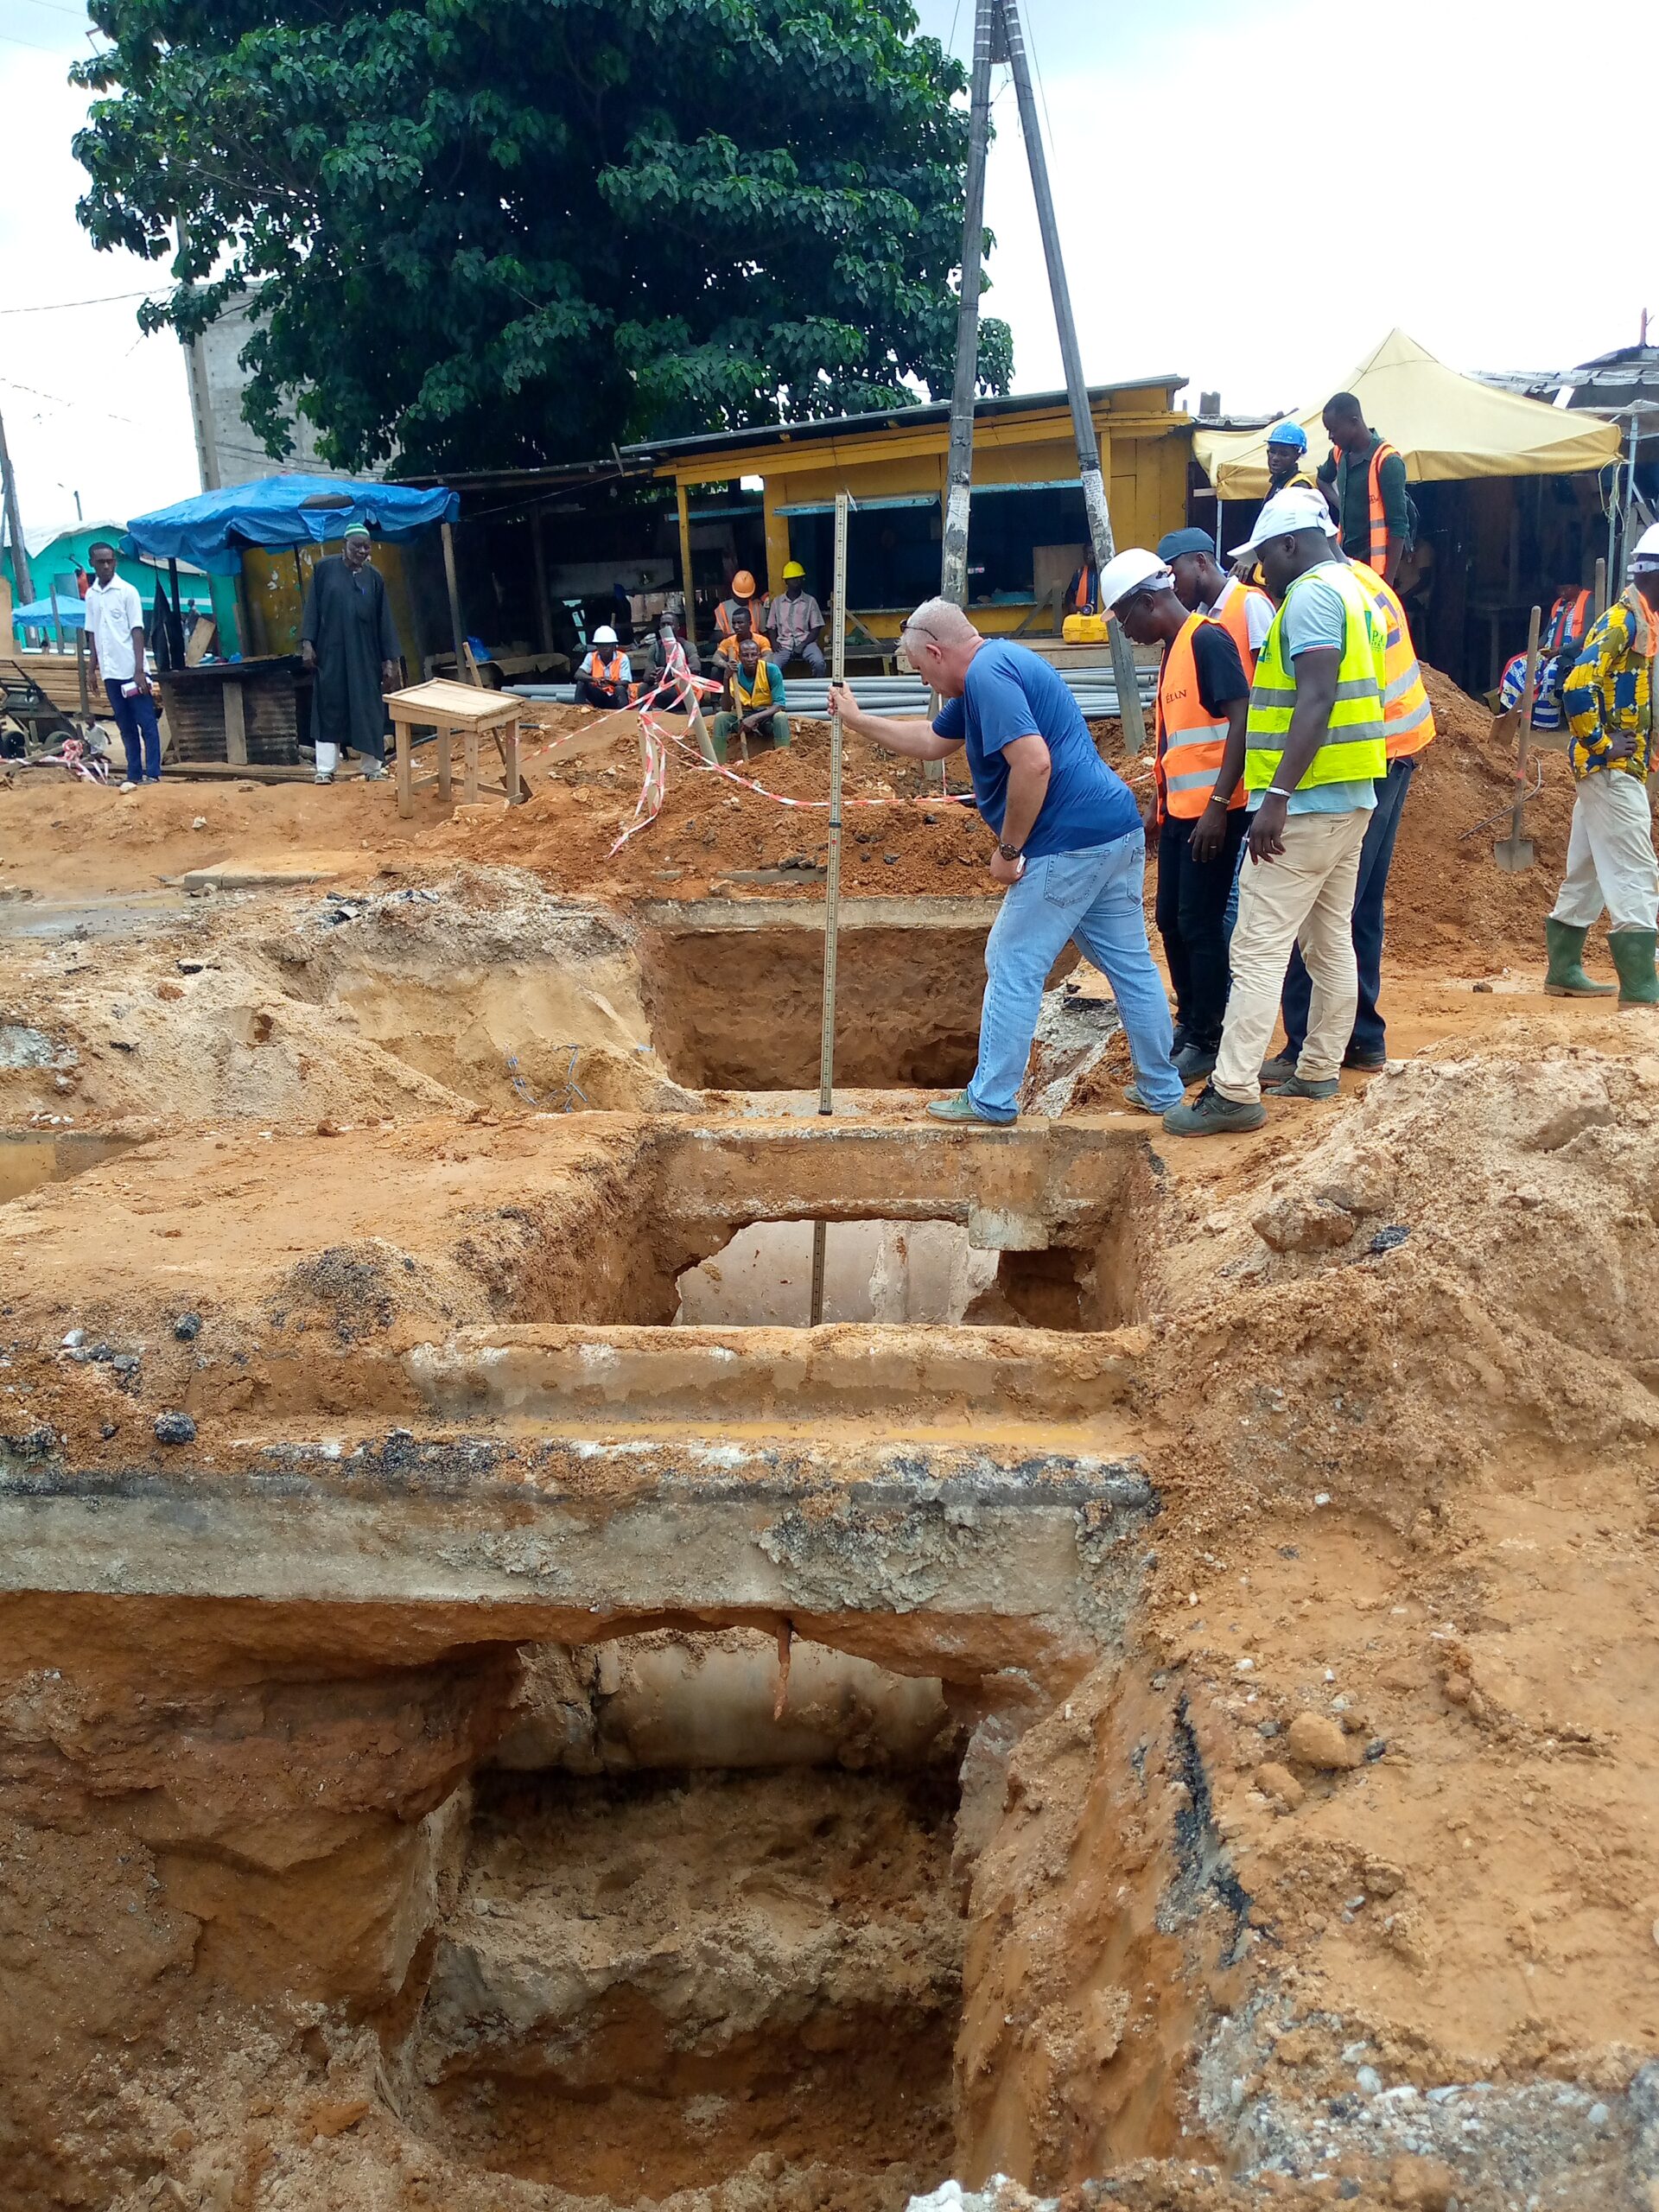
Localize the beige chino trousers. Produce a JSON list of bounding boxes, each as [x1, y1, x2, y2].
[[1212, 809, 1370, 1104]]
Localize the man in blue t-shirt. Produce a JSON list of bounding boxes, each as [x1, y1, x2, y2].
[[829, 597, 1182, 1123]]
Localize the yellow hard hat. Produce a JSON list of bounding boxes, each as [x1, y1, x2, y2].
[[783, 561, 805, 579]]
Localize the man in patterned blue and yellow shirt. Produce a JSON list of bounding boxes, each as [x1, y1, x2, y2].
[[1544, 524, 1659, 1004]]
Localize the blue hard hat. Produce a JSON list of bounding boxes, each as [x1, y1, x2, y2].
[[1266, 419, 1308, 453]]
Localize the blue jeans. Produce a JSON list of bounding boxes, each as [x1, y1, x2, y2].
[[1281, 757, 1416, 1061], [967, 833, 1183, 1120], [105, 679, 162, 781]]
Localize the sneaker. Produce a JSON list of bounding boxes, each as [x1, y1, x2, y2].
[[1264, 1071, 1340, 1100], [1161, 1081, 1268, 1137], [362, 761, 387, 782], [118, 779, 138, 793], [1259, 1052, 1298, 1084], [1122, 1083, 1175, 1115], [925, 1090, 1010, 1126], [1174, 1041, 1217, 1084], [1343, 1045, 1387, 1071]]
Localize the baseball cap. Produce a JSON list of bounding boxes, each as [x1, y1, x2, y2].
[[1229, 486, 1336, 559], [1631, 523, 1659, 572], [1157, 527, 1217, 563], [783, 561, 805, 579], [1098, 549, 1176, 611], [1265, 419, 1309, 453]]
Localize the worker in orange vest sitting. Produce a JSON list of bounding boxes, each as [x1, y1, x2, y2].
[[1318, 393, 1411, 587], [574, 625, 633, 709], [715, 569, 766, 641], [1100, 548, 1251, 1085]]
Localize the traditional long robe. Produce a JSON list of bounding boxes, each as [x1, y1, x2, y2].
[[301, 556, 400, 759]]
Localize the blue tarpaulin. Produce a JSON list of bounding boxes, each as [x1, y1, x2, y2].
[[10, 596, 86, 632], [122, 474, 460, 576]]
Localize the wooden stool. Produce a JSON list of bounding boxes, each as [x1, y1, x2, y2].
[[387, 678, 524, 819]]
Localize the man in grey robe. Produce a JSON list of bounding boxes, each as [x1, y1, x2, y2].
[[300, 523, 402, 784]]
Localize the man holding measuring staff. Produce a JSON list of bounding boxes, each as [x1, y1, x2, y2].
[[829, 599, 1183, 1125]]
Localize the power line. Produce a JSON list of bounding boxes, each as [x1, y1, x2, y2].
[[12, 0, 97, 19], [0, 287, 168, 316]]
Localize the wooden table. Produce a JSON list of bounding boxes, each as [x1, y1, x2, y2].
[[387, 678, 524, 819]]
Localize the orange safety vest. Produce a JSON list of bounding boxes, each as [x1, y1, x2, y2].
[[1548, 588, 1592, 657], [1072, 562, 1099, 613], [1330, 440, 1402, 571], [585, 651, 627, 687], [1155, 613, 1245, 821], [1350, 560, 1435, 760], [1207, 574, 1272, 683], [715, 596, 762, 639]]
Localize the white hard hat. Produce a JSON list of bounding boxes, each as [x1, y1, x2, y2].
[[1098, 549, 1175, 610], [592, 624, 619, 645], [1631, 522, 1659, 572], [1229, 486, 1336, 559]]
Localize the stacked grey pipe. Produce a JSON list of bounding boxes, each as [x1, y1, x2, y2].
[[510, 669, 1156, 720]]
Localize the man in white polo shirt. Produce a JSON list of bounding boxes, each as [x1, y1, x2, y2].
[[84, 541, 162, 790]]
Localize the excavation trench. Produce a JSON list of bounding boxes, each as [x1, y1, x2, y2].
[[406, 1630, 964, 2207]]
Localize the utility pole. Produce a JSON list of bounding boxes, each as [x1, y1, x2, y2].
[[0, 402, 35, 607], [999, 0, 1147, 753], [940, 0, 997, 609]]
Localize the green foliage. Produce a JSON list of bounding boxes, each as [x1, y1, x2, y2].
[[74, 0, 1014, 473]]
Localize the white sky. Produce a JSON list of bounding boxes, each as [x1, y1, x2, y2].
[[2, 0, 1655, 541]]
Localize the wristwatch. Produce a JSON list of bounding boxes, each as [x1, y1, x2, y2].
[[995, 838, 1023, 861]]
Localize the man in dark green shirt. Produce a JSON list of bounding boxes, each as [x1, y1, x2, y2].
[[1318, 392, 1410, 586]]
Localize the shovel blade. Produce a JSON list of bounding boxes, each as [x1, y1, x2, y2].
[[1491, 838, 1535, 873]]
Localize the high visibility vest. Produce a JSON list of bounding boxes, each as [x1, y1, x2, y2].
[[1155, 613, 1245, 821], [1245, 563, 1388, 794], [1071, 562, 1099, 614], [1330, 440, 1402, 569], [1208, 574, 1273, 682], [584, 651, 627, 687], [732, 658, 776, 713], [716, 596, 761, 639], [1547, 589, 1592, 657], [1349, 560, 1435, 760]]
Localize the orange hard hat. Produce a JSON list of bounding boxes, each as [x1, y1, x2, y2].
[[732, 569, 757, 598]]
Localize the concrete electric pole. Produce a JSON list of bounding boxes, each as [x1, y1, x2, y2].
[[0, 401, 36, 608]]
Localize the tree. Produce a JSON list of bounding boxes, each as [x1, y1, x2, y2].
[[73, 0, 1014, 474]]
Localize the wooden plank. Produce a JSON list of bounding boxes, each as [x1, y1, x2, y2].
[[436, 725, 452, 804], [222, 679, 249, 767], [503, 715, 522, 805], [396, 719, 414, 817], [385, 677, 518, 726], [463, 726, 480, 804]]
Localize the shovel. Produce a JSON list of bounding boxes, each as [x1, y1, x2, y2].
[[1494, 602, 1541, 873]]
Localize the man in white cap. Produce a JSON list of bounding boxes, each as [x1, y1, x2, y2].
[[828, 601, 1183, 1124], [1544, 523, 1659, 1004], [1163, 486, 1389, 1136], [299, 523, 401, 785], [574, 625, 633, 711], [1099, 549, 1249, 1084]]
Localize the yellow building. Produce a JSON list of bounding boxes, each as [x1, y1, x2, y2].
[[621, 378, 1192, 645]]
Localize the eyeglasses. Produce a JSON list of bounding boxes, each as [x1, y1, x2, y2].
[[901, 616, 945, 649]]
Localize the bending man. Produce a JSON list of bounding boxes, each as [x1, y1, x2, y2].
[[830, 600, 1182, 1125]]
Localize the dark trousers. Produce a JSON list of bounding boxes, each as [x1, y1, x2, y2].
[[106, 680, 162, 781], [1282, 755, 1417, 1060], [1156, 806, 1249, 1050], [575, 677, 630, 710]]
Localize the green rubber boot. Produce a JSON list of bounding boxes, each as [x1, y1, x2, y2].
[[1544, 917, 1615, 998], [1610, 928, 1659, 1006]]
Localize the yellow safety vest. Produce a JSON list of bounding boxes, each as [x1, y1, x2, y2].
[[732, 658, 775, 713], [1245, 562, 1388, 792]]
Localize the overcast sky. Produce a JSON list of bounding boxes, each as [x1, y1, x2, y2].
[[2, 0, 1655, 539]]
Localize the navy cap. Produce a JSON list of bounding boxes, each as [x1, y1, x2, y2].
[[1156, 527, 1216, 563]]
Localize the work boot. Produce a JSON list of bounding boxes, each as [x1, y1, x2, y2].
[[1259, 1051, 1298, 1084], [925, 1090, 1011, 1126], [1609, 928, 1659, 1006], [1342, 1044, 1387, 1071], [1264, 1071, 1340, 1100], [1161, 1082, 1268, 1137], [1122, 1083, 1164, 1114], [1174, 1040, 1217, 1084], [1544, 917, 1615, 997]]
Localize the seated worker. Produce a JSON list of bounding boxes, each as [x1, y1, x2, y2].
[[766, 562, 827, 674], [715, 569, 766, 642], [574, 624, 632, 709], [643, 611, 703, 683], [712, 636, 789, 760], [713, 599, 773, 669]]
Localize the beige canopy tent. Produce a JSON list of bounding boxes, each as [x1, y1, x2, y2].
[[1192, 328, 1623, 500]]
